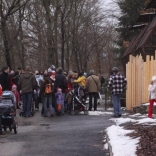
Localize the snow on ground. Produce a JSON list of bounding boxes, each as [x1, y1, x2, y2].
[[110, 118, 136, 125], [106, 125, 139, 156], [106, 112, 156, 156], [137, 118, 156, 124], [129, 113, 142, 117], [142, 102, 156, 106], [88, 111, 112, 116], [106, 108, 114, 111], [110, 117, 156, 125]]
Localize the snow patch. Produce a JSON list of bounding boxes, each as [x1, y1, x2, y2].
[[110, 118, 136, 126], [106, 125, 139, 156]]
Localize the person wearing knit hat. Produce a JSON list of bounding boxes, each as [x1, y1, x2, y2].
[[48, 68, 53, 73], [10, 70, 15, 75], [12, 84, 17, 91], [12, 84, 20, 109]]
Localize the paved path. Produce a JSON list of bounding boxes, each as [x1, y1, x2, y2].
[[0, 105, 113, 156]]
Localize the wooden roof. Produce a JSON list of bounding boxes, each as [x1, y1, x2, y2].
[[122, 17, 156, 58], [146, 0, 156, 9], [129, 24, 148, 30], [122, 25, 149, 58], [136, 12, 156, 23]]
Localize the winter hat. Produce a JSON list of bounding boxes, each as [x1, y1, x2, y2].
[[57, 88, 62, 92], [48, 68, 53, 73], [83, 72, 87, 77], [112, 67, 118, 72], [12, 84, 17, 90], [151, 76, 156, 81], [51, 71, 56, 75], [50, 65, 56, 70], [10, 70, 15, 75]]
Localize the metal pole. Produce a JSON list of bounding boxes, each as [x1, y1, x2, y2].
[[104, 87, 107, 111]]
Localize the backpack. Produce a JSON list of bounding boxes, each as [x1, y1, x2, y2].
[[45, 83, 52, 94]]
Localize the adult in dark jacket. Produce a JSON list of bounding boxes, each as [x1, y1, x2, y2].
[[18, 66, 36, 117], [0, 66, 10, 91], [49, 71, 57, 112], [54, 67, 67, 114], [0, 66, 10, 135], [86, 69, 101, 111]]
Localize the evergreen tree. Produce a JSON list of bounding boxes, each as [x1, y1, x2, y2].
[[116, 0, 146, 56]]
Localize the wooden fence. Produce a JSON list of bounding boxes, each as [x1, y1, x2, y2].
[[126, 53, 156, 110]]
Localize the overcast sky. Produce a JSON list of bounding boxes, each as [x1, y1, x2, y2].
[[100, 1, 119, 15]]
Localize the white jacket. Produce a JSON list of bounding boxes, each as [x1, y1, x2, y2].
[[148, 84, 156, 100]]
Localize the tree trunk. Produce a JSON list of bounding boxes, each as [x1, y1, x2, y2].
[[1, 20, 12, 68], [61, 13, 65, 69]]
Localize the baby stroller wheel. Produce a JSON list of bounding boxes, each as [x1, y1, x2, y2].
[[3, 126, 6, 132], [84, 110, 88, 115], [13, 123, 17, 134], [19, 112, 23, 116], [71, 110, 75, 115], [9, 126, 12, 132]]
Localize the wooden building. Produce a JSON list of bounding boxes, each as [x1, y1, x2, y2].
[[122, 0, 156, 110], [122, 0, 156, 63]]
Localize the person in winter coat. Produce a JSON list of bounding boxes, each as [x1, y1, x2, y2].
[[65, 91, 73, 112], [148, 76, 156, 118], [18, 66, 36, 117], [39, 74, 54, 117], [73, 72, 86, 100], [12, 84, 20, 109], [107, 67, 127, 118], [54, 67, 67, 114], [0, 66, 10, 91], [34, 71, 43, 111], [73, 72, 86, 88], [55, 88, 64, 115], [49, 71, 57, 112], [86, 70, 101, 111]]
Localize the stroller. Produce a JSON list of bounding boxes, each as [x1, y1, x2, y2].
[[0, 91, 18, 134], [69, 89, 88, 115], [19, 99, 35, 117]]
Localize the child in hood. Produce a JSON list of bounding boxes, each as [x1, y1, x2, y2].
[[55, 88, 64, 115], [148, 76, 156, 118]]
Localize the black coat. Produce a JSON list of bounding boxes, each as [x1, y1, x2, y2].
[[54, 74, 67, 93], [0, 71, 10, 91]]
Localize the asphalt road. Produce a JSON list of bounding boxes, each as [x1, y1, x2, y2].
[[0, 106, 113, 156]]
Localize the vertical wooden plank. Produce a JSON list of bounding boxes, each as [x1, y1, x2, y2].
[[135, 56, 138, 107], [141, 58, 144, 104], [134, 56, 136, 107], [146, 55, 150, 102], [126, 55, 133, 110], [131, 56, 134, 109], [143, 61, 147, 102], [138, 55, 142, 106], [126, 63, 129, 110], [151, 56, 154, 77]]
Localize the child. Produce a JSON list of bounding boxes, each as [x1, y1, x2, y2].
[[148, 76, 156, 118], [65, 91, 73, 112], [55, 88, 64, 115], [12, 84, 20, 109], [73, 72, 86, 101], [39, 74, 54, 117]]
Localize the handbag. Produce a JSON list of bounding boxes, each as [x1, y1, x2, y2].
[[91, 76, 101, 99]]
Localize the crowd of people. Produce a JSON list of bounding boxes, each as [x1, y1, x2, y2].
[[0, 64, 128, 135], [0, 65, 104, 117]]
